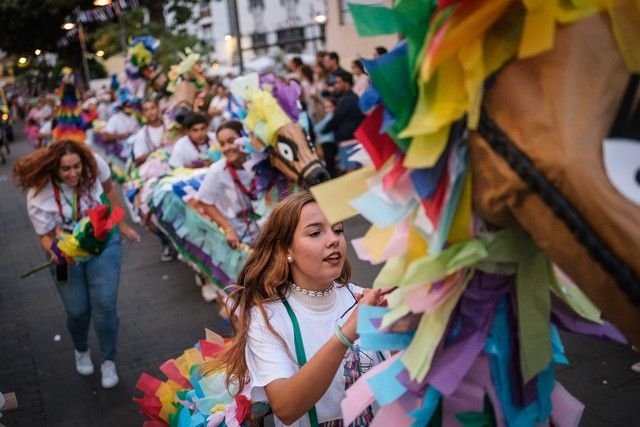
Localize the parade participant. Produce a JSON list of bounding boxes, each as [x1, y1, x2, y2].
[[205, 191, 387, 426], [168, 112, 216, 168], [102, 100, 139, 146], [131, 99, 176, 262], [132, 99, 168, 166], [206, 83, 229, 132], [351, 60, 370, 97], [12, 139, 140, 389], [192, 120, 258, 248]]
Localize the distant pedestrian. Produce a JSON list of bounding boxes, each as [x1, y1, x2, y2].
[[351, 60, 370, 97], [321, 71, 366, 176], [12, 139, 139, 389], [323, 52, 347, 97]]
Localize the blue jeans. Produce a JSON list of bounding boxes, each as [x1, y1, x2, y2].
[[53, 232, 122, 361]]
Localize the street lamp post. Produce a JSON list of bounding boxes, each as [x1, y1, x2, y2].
[[227, 0, 244, 73], [93, 0, 127, 55], [77, 20, 92, 87], [62, 13, 91, 88]]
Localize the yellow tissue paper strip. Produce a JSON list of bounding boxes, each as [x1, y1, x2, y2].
[[402, 277, 467, 381], [362, 224, 397, 264], [446, 171, 472, 244], [184, 347, 204, 368], [311, 166, 376, 224], [518, 0, 556, 58], [57, 234, 91, 258], [244, 90, 292, 146], [403, 126, 450, 169], [403, 58, 467, 138]]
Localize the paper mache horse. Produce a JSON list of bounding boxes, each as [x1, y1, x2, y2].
[[308, 2, 640, 426], [133, 2, 639, 425]]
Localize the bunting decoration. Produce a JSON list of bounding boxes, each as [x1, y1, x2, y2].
[[57, 0, 141, 48]]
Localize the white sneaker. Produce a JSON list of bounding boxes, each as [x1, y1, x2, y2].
[[75, 350, 94, 376], [100, 360, 119, 389], [201, 283, 218, 302], [160, 244, 176, 262], [194, 273, 205, 287]]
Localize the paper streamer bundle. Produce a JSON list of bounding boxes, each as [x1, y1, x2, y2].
[[134, 331, 269, 427], [310, 1, 640, 425]]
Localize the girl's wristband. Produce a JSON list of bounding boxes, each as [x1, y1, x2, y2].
[[335, 324, 355, 350]]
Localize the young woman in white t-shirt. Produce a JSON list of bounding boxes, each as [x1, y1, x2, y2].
[[12, 139, 139, 389], [204, 191, 387, 426]]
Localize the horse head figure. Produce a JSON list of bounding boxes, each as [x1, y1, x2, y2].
[[231, 73, 330, 189], [470, 13, 640, 345], [310, 2, 640, 424]]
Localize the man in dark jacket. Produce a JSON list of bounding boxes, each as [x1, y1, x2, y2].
[[321, 70, 365, 177]]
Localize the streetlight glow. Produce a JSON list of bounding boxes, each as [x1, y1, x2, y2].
[[18, 57, 27, 64], [93, 0, 112, 5], [96, 50, 105, 57], [62, 21, 76, 30], [34, 49, 42, 56], [314, 14, 327, 24]]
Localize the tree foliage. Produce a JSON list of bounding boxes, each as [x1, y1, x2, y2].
[[0, 0, 199, 56], [90, 8, 202, 72]]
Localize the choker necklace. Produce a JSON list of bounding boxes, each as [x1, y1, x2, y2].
[[290, 282, 334, 297]]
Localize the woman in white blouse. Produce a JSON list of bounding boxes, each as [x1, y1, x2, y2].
[[203, 191, 387, 426], [12, 140, 139, 389]]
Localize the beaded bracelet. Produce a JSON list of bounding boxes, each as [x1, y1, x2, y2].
[[335, 324, 355, 350]]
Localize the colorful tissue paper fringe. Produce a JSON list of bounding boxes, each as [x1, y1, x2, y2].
[[134, 331, 270, 427], [56, 196, 124, 262], [307, 1, 640, 425], [52, 82, 86, 143]]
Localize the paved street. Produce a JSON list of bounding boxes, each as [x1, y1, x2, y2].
[[0, 136, 639, 426]]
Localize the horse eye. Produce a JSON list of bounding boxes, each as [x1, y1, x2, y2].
[[603, 138, 640, 206], [277, 141, 297, 162]]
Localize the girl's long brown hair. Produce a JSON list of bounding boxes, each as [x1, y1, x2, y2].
[[203, 191, 351, 391], [12, 139, 98, 194]]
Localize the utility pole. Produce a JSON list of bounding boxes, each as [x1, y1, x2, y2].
[[227, 0, 244, 73], [77, 20, 91, 87], [113, 1, 128, 55]]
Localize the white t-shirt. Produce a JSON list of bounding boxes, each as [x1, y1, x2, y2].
[[196, 157, 258, 244], [27, 154, 111, 235], [104, 111, 139, 140], [132, 123, 167, 160], [246, 283, 379, 427], [168, 133, 215, 168], [196, 157, 254, 219]]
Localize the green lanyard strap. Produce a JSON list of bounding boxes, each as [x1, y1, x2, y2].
[[282, 298, 320, 427]]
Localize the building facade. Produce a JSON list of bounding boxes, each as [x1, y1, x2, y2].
[[169, 0, 327, 67], [325, 0, 398, 65]]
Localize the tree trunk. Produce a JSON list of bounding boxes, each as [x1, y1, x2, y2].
[[142, 0, 165, 25]]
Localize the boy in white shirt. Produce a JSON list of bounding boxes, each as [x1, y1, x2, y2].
[[132, 99, 169, 166], [102, 102, 139, 145], [168, 113, 215, 169]]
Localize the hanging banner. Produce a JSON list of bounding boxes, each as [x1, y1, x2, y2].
[[57, 0, 140, 47]]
